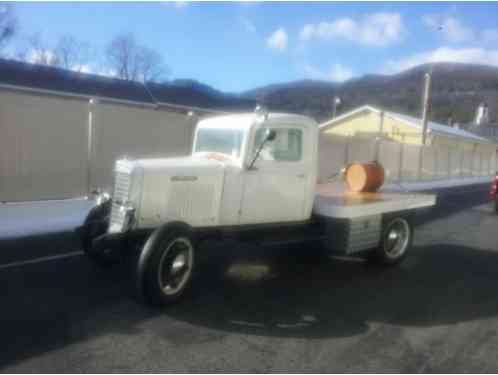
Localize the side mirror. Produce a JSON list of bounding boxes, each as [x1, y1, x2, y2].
[[266, 129, 277, 142], [247, 129, 277, 170]]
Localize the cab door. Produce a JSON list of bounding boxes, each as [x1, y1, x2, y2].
[[239, 125, 308, 224]]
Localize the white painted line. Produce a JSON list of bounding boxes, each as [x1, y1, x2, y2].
[[0, 251, 84, 270]]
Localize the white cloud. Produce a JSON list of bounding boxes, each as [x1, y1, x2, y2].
[[266, 27, 288, 52], [173, 1, 188, 8], [27, 49, 58, 66], [422, 14, 474, 43], [483, 28, 498, 43], [98, 68, 118, 78], [161, 1, 188, 9], [328, 64, 354, 82], [385, 47, 498, 74], [75, 64, 93, 74], [304, 63, 354, 82], [240, 16, 256, 33], [299, 12, 403, 47]]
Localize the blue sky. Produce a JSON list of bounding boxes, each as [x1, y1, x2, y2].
[[8, 1, 498, 92]]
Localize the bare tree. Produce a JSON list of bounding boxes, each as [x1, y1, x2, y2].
[[137, 47, 166, 82], [0, 3, 16, 51], [16, 33, 93, 72], [23, 33, 59, 66], [54, 35, 91, 71], [106, 33, 167, 82]]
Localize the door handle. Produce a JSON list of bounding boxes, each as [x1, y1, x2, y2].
[[296, 173, 306, 179]]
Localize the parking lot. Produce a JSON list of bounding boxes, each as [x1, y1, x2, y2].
[[1, 185, 498, 372]]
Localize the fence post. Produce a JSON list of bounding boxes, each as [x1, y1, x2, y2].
[[417, 143, 424, 181], [434, 145, 439, 180], [87, 98, 97, 196], [374, 111, 384, 162], [345, 134, 351, 165], [398, 140, 404, 183], [186, 111, 197, 154], [447, 146, 451, 179]]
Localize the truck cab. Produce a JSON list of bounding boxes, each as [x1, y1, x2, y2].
[[107, 112, 318, 235], [192, 112, 318, 225]]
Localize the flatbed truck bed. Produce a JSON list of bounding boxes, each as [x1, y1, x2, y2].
[[314, 183, 436, 219]]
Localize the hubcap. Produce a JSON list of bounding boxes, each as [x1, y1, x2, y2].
[[158, 237, 193, 296], [383, 219, 410, 259]]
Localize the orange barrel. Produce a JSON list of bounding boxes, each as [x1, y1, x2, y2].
[[344, 162, 385, 192]]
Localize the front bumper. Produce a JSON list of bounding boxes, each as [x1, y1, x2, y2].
[[76, 195, 150, 259]]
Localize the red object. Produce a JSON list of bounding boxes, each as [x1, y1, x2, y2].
[[490, 172, 498, 199]]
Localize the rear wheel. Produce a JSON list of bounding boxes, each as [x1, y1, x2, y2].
[[137, 225, 196, 306], [368, 215, 413, 265], [494, 198, 498, 213]]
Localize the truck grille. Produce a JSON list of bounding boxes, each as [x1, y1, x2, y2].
[[109, 169, 131, 231]]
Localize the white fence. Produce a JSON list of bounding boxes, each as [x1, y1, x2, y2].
[[0, 89, 196, 202], [318, 135, 498, 184], [2, 88, 496, 203]]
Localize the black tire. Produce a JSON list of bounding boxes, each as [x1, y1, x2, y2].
[[136, 223, 196, 306], [494, 198, 498, 214], [368, 215, 413, 265], [80, 202, 121, 267]]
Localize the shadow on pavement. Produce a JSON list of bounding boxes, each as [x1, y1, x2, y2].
[[168, 242, 498, 338], [0, 231, 82, 265], [2, 241, 498, 369]]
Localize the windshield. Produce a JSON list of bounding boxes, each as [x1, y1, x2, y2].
[[194, 128, 244, 158]]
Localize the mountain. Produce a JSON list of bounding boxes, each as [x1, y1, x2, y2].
[[241, 63, 498, 124]]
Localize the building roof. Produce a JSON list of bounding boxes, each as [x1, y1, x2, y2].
[[0, 58, 255, 112], [320, 105, 495, 144]]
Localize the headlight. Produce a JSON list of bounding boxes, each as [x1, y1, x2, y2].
[[95, 192, 111, 206]]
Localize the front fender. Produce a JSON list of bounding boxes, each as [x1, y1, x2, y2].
[[75, 199, 112, 249]]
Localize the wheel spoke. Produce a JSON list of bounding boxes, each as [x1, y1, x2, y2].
[[383, 219, 410, 259], [157, 237, 193, 296]]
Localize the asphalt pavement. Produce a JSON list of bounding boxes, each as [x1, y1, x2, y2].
[[1, 184, 498, 372]]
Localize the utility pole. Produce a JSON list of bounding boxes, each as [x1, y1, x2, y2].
[[421, 72, 432, 145], [332, 96, 341, 119], [418, 72, 432, 179]]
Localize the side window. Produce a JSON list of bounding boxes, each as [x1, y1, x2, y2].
[[254, 127, 303, 162]]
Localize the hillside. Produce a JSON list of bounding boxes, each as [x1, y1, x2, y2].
[[242, 63, 498, 124]]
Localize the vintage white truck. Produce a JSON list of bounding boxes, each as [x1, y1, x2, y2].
[[77, 109, 436, 306]]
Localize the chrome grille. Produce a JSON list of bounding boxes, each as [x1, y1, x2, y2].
[[109, 169, 131, 231]]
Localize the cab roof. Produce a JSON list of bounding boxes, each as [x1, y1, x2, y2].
[[197, 112, 317, 131]]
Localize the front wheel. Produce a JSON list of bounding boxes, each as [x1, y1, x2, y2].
[[368, 216, 413, 265], [137, 224, 196, 306]]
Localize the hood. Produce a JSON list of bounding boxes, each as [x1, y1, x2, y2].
[[113, 155, 227, 228], [115, 155, 227, 176]]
